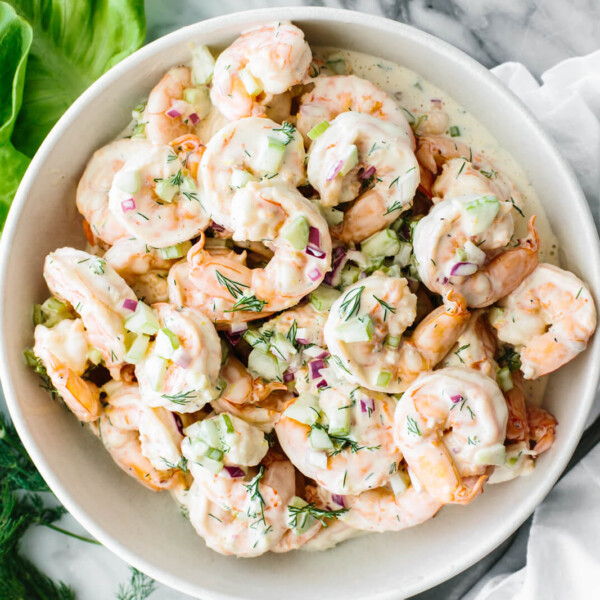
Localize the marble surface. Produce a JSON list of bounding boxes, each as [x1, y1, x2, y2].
[[2, 1, 600, 599]]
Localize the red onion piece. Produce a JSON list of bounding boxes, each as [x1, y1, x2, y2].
[[431, 98, 442, 105], [172, 414, 184, 436], [210, 221, 226, 232], [359, 165, 376, 179], [360, 397, 375, 414], [223, 331, 243, 346], [308, 268, 322, 282], [308, 227, 320, 247], [121, 198, 136, 213], [296, 338, 310, 345], [326, 160, 344, 181], [309, 359, 325, 380], [189, 112, 200, 125], [324, 247, 348, 287], [283, 371, 295, 383], [305, 244, 327, 259], [316, 379, 328, 389], [450, 262, 478, 277], [166, 108, 182, 118], [122, 299, 138, 312], [331, 494, 346, 507], [450, 394, 463, 404], [223, 466, 245, 478]]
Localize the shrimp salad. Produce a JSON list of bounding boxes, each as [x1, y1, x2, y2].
[[27, 22, 597, 557]]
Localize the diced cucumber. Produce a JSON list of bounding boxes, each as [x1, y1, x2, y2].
[[385, 335, 400, 349], [463, 195, 500, 235], [381, 264, 401, 278], [283, 393, 321, 426], [146, 355, 168, 391], [243, 328, 270, 352], [87, 347, 104, 365], [125, 334, 150, 364], [183, 85, 211, 119], [340, 264, 361, 288], [155, 327, 181, 359], [393, 241, 413, 268], [39, 297, 73, 327], [307, 120, 330, 140], [259, 136, 286, 173], [125, 302, 160, 335], [159, 241, 192, 260], [328, 407, 351, 436], [238, 67, 263, 96], [282, 216, 309, 250], [185, 437, 210, 461], [309, 427, 334, 451], [155, 179, 178, 203], [474, 443, 506, 466], [206, 447, 224, 461], [376, 370, 392, 387], [361, 228, 400, 259], [309, 285, 341, 312], [321, 206, 344, 227], [199, 455, 223, 474], [335, 315, 373, 343], [248, 348, 282, 381], [456, 247, 467, 262], [114, 169, 140, 195], [230, 169, 258, 189], [340, 144, 358, 176], [287, 496, 315, 534], [389, 470, 411, 497], [496, 367, 514, 392], [191, 45, 215, 85], [270, 333, 297, 362]]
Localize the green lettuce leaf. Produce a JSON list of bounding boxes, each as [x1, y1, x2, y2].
[[10, 0, 147, 156], [0, 2, 32, 229]]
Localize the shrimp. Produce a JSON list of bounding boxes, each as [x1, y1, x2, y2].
[[43, 248, 137, 370], [186, 456, 296, 557], [91, 382, 185, 491], [317, 482, 442, 533], [306, 112, 419, 244], [275, 383, 402, 495], [143, 67, 206, 145], [199, 116, 305, 229], [527, 404, 558, 455], [76, 138, 152, 246], [104, 237, 174, 304], [33, 319, 101, 422], [413, 195, 540, 307], [394, 367, 508, 504], [296, 75, 414, 149], [210, 22, 312, 122], [108, 143, 209, 248], [135, 303, 222, 413], [324, 276, 470, 393], [177, 182, 332, 318], [416, 135, 525, 211], [491, 263, 597, 379]]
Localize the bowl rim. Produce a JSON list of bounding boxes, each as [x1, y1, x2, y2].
[[1, 6, 599, 599]]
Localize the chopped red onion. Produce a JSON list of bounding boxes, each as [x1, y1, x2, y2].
[[308, 227, 320, 247], [308, 268, 322, 282], [210, 221, 226, 232], [360, 397, 375, 414], [283, 371, 295, 383], [450, 262, 478, 277], [188, 112, 200, 125], [166, 108, 182, 119], [121, 198, 136, 213], [324, 247, 348, 287], [223, 330, 243, 346], [438, 276, 449, 285], [326, 160, 344, 181], [431, 98, 442, 105], [173, 414, 184, 436], [305, 244, 327, 259], [331, 494, 346, 507], [122, 299, 138, 312], [223, 466, 245, 478], [316, 379, 328, 389], [450, 394, 463, 404], [309, 359, 325, 380], [359, 165, 376, 179], [296, 338, 310, 345]]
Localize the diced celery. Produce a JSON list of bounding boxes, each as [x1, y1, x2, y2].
[[187, 437, 210, 461], [328, 407, 350, 436], [238, 67, 263, 97], [456, 247, 467, 262], [248, 348, 282, 381], [474, 443, 506, 466], [147, 355, 168, 391], [321, 206, 344, 227], [270, 333, 297, 362], [389, 470, 411, 497], [220, 413, 234, 434], [497, 367, 514, 392], [124, 334, 150, 364], [114, 169, 140, 195], [39, 297, 72, 327], [260, 136, 286, 173], [463, 195, 500, 235], [385, 335, 400, 349], [125, 302, 160, 335], [155, 179, 178, 203], [155, 327, 181, 359], [32, 304, 44, 325], [488, 307, 505, 328], [159, 241, 192, 260], [307, 120, 330, 140], [230, 169, 258, 189], [87, 347, 104, 365], [287, 496, 315, 534], [282, 216, 309, 250], [191, 45, 215, 85], [393, 241, 413, 267], [309, 427, 334, 451], [340, 264, 361, 288], [362, 228, 401, 259], [309, 285, 341, 313], [340, 144, 358, 176], [243, 329, 270, 352], [335, 315, 373, 343], [283, 393, 321, 426], [206, 447, 224, 461], [376, 370, 392, 387], [382, 264, 401, 278]]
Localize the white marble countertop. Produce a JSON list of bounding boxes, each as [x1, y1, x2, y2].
[[3, 1, 600, 599]]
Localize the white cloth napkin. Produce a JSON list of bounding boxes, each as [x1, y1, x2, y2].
[[462, 51, 600, 600]]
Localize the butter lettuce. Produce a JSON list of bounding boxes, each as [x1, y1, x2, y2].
[[0, 0, 146, 230]]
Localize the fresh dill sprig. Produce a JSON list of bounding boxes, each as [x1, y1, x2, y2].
[[215, 270, 248, 299], [272, 121, 296, 145], [338, 286, 364, 321], [116, 567, 157, 600], [227, 294, 267, 313], [373, 295, 396, 321], [287, 502, 348, 528], [160, 390, 196, 405]]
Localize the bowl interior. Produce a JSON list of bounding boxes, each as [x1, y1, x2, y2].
[[1, 7, 599, 600]]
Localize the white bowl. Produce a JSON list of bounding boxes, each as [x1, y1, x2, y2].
[[1, 7, 599, 599]]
